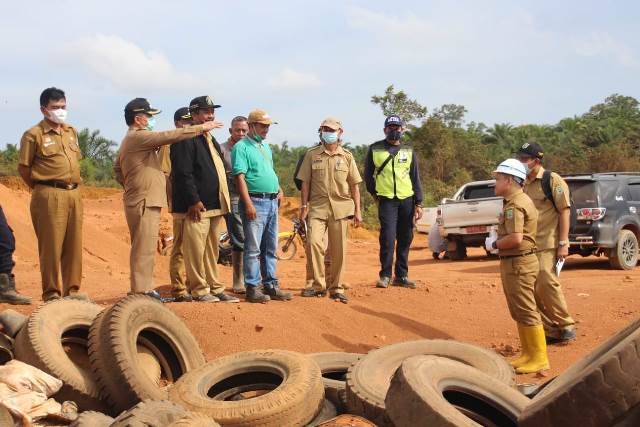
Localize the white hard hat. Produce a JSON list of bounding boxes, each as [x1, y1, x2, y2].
[[493, 158, 527, 180]]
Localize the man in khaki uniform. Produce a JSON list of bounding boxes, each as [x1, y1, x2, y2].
[[297, 117, 363, 303], [517, 142, 576, 344], [18, 87, 86, 302], [170, 96, 237, 303], [114, 98, 220, 300], [159, 107, 193, 302], [486, 159, 548, 374]]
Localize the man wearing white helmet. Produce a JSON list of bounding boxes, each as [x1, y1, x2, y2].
[[486, 159, 549, 374]]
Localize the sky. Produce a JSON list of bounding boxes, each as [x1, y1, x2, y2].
[[1, 0, 639, 149]]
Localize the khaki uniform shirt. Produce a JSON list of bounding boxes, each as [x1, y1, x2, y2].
[[159, 145, 172, 175], [498, 189, 538, 256], [114, 125, 205, 208], [523, 167, 571, 250], [297, 145, 362, 221], [19, 120, 82, 184]]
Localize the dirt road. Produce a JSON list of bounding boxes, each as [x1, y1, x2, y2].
[[2, 182, 639, 384]]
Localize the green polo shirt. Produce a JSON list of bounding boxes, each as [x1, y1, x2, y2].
[[231, 136, 279, 193]]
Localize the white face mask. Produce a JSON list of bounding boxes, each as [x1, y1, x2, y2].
[[47, 109, 67, 124]]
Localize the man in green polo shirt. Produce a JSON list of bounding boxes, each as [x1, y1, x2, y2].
[[231, 108, 292, 303]]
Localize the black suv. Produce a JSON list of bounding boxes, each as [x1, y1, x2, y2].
[[565, 172, 640, 270]]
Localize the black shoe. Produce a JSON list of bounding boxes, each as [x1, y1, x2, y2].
[[140, 290, 172, 303], [376, 276, 390, 288], [301, 289, 327, 297], [214, 293, 240, 303], [194, 294, 219, 303], [392, 277, 417, 289], [546, 329, 576, 345], [174, 294, 193, 303], [265, 284, 293, 301], [246, 286, 270, 303], [331, 293, 348, 304]]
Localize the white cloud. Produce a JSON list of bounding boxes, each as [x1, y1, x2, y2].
[[575, 32, 640, 68], [269, 68, 321, 90], [66, 34, 201, 91]]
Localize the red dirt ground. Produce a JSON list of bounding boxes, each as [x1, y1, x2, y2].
[[2, 182, 639, 385]]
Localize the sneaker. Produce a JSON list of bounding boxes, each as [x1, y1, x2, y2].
[[214, 293, 240, 303], [301, 289, 327, 297], [246, 286, 270, 303], [265, 284, 293, 301], [43, 294, 61, 303], [232, 286, 246, 295], [546, 329, 576, 345], [66, 292, 90, 301], [392, 277, 417, 289], [331, 293, 348, 304], [174, 294, 193, 303], [376, 276, 390, 288], [194, 294, 219, 303]]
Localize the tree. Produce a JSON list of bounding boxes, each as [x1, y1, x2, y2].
[[431, 104, 468, 128], [371, 85, 427, 125], [77, 128, 117, 163]]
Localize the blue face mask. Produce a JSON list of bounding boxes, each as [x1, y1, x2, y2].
[[321, 131, 338, 144], [386, 130, 403, 141], [146, 117, 156, 131]]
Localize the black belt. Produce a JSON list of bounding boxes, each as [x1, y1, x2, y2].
[[249, 192, 278, 200], [37, 180, 78, 190], [499, 250, 536, 260]]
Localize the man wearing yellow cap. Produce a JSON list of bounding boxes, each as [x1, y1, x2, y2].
[[297, 117, 362, 303], [232, 109, 291, 303]]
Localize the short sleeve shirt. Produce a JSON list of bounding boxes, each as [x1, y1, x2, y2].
[[19, 120, 82, 183], [231, 137, 279, 193], [523, 167, 571, 250], [297, 145, 362, 220], [497, 190, 538, 256]]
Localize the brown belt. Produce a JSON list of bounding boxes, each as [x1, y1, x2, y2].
[[37, 180, 78, 190], [499, 250, 536, 260]]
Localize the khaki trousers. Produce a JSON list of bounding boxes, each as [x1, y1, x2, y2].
[[499, 253, 541, 326], [125, 200, 161, 293], [169, 217, 188, 297], [30, 185, 83, 300], [535, 249, 576, 337], [308, 214, 347, 295], [182, 215, 225, 297], [304, 238, 332, 289]]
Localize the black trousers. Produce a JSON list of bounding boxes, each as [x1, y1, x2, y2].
[[0, 206, 15, 274], [378, 197, 414, 278]]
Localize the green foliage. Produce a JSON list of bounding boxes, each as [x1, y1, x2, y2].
[[371, 85, 427, 125]]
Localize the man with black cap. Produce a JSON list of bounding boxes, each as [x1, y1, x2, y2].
[[170, 96, 237, 303], [517, 142, 576, 344], [364, 115, 423, 289], [114, 98, 220, 300]]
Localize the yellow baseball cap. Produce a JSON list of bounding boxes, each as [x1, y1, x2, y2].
[[248, 108, 277, 125], [320, 117, 342, 130]]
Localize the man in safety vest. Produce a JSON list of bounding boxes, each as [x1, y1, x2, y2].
[[364, 115, 423, 289]]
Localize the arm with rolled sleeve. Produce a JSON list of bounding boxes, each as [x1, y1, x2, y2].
[[170, 139, 200, 207]]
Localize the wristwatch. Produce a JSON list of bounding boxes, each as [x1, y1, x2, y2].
[[558, 240, 568, 247]]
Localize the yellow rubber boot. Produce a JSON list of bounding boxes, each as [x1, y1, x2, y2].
[[516, 324, 550, 374], [510, 324, 530, 368]]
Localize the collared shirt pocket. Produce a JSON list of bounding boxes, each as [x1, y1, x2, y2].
[[39, 138, 62, 156], [312, 159, 327, 176]]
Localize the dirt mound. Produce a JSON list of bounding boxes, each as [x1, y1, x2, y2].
[[0, 176, 120, 200]]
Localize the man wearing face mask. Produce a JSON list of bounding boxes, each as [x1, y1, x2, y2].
[[170, 96, 237, 303], [18, 87, 86, 302], [114, 98, 221, 301], [364, 115, 423, 289], [297, 117, 363, 303], [517, 142, 576, 345], [232, 108, 290, 303]]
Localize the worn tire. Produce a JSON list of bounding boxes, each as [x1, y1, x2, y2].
[[168, 350, 325, 427], [168, 412, 221, 426], [386, 356, 528, 427], [314, 414, 377, 426], [276, 236, 298, 260], [609, 230, 639, 270], [70, 411, 114, 427], [307, 399, 338, 426], [520, 317, 640, 427], [345, 339, 514, 426], [0, 405, 14, 427], [111, 400, 188, 426], [88, 295, 205, 414], [310, 352, 362, 408], [448, 239, 467, 261], [13, 299, 108, 412]]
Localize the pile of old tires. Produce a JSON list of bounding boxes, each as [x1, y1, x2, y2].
[[4, 295, 640, 426]]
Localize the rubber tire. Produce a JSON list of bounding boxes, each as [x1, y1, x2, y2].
[[520, 317, 640, 426], [70, 411, 114, 427], [0, 405, 14, 427], [448, 240, 467, 261], [168, 349, 325, 427], [313, 414, 377, 426], [276, 236, 297, 260], [386, 356, 528, 427], [110, 400, 188, 427], [609, 229, 639, 270], [345, 339, 515, 426], [307, 399, 338, 426], [309, 352, 362, 408], [88, 295, 205, 414], [13, 299, 108, 412], [168, 412, 221, 426]]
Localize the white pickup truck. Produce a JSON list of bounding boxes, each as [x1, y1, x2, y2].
[[436, 180, 502, 260]]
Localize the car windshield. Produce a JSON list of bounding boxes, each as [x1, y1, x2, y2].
[[463, 185, 495, 200], [567, 180, 598, 207]]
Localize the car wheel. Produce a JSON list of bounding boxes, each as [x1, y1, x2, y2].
[[609, 229, 638, 270]]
